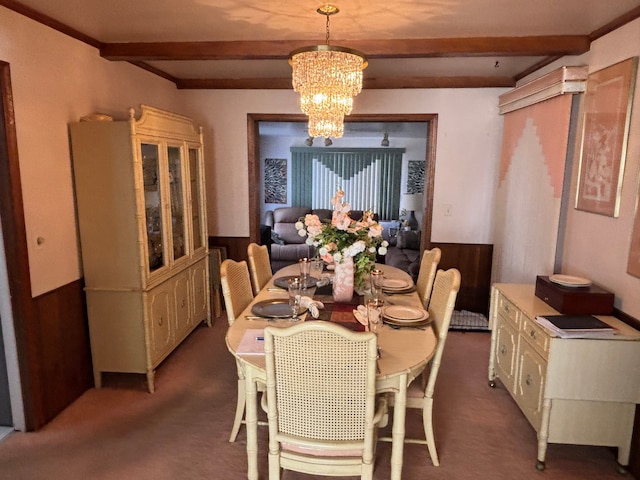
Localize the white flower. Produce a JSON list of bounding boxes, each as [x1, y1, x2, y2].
[[344, 240, 366, 258], [381, 240, 389, 247], [295, 221, 304, 231], [333, 252, 343, 262], [319, 246, 328, 256], [305, 237, 315, 245], [368, 246, 376, 253], [378, 246, 388, 255], [297, 229, 307, 237]]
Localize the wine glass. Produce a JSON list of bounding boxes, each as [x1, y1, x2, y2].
[[367, 298, 384, 358], [288, 277, 302, 321], [311, 255, 324, 280], [370, 269, 385, 303], [299, 257, 311, 290]]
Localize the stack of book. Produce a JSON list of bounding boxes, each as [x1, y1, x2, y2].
[[535, 315, 617, 338]]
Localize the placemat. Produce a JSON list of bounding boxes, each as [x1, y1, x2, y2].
[[316, 302, 366, 332]]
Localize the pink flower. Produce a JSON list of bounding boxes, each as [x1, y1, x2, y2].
[[367, 223, 383, 238], [304, 214, 322, 228], [332, 210, 351, 231]]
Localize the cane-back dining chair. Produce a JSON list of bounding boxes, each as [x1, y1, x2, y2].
[[220, 259, 264, 442], [415, 247, 441, 308], [380, 267, 460, 467], [247, 242, 273, 295], [262, 321, 387, 480]]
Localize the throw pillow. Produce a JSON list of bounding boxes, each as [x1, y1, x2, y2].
[[271, 231, 285, 245], [396, 231, 420, 250]]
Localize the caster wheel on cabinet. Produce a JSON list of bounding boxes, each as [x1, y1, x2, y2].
[[488, 380, 496, 388], [535, 460, 545, 471]]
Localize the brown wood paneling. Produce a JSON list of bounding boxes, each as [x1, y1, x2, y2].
[[32, 280, 93, 421], [431, 243, 493, 316], [631, 405, 640, 477], [209, 236, 250, 263]]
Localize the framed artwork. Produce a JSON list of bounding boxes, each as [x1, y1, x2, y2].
[[576, 57, 638, 217], [264, 158, 287, 203], [407, 160, 425, 194], [628, 185, 640, 278]]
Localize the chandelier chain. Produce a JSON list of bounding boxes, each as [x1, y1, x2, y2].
[[325, 13, 331, 45]]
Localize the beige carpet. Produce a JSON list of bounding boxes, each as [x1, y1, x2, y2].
[[0, 317, 633, 480]]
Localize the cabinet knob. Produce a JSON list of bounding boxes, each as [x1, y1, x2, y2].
[[525, 374, 532, 386], [181, 299, 186, 308], [158, 316, 164, 326], [499, 344, 507, 355], [530, 329, 537, 339]]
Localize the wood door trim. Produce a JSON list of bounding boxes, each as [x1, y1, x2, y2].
[[0, 61, 36, 429]]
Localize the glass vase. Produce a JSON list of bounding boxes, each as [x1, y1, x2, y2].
[[332, 256, 354, 303]]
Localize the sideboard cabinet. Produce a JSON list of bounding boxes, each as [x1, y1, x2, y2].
[[488, 284, 640, 471], [69, 105, 210, 392]]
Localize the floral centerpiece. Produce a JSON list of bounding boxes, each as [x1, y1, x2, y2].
[[295, 189, 389, 300]]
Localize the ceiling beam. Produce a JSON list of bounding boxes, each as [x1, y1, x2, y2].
[[175, 75, 516, 90], [101, 36, 591, 61]]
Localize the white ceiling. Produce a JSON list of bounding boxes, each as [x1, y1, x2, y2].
[[4, 0, 640, 88]]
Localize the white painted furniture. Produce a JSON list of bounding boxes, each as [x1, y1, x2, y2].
[[226, 263, 437, 480], [488, 283, 640, 471], [69, 105, 210, 393]]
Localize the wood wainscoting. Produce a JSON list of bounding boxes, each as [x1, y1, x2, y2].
[[208, 236, 250, 264], [13, 279, 93, 430], [431, 242, 493, 316], [211, 237, 495, 317]]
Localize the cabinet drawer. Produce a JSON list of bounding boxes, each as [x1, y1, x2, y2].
[[497, 295, 520, 329], [520, 314, 549, 358]]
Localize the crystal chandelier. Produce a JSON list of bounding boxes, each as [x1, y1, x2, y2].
[[289, 5, 367, 139]]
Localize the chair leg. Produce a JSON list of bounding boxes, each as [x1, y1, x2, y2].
[[229, 377, 246, 442], [423, 398, 439, 466]]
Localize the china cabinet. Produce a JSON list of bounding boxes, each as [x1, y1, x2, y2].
[[488, 284, 640, 472], [69, 105, 210, 392]]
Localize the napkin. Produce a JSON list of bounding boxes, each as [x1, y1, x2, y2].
[[353, 305, 369, 327], [300, 296, 324, 318]]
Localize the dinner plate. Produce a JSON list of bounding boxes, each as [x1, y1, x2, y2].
[[549, 274, 592, 287], [382, 305, 428, 322], [380, 278, 411, 290], [383, 316, 432, 328], [251, 299, 308, 318], [273, 276, 318, 289], [382, 285, 417, 294]]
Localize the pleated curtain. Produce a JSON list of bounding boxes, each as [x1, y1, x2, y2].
[[290, 147, 404, 220]]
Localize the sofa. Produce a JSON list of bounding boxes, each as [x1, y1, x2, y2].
[[379, 224, 422, 282], [384, 230, 421, 282], [265, 206, 374, 271]]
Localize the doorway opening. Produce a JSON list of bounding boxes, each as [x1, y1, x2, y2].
[[247, 114, 438, 252]]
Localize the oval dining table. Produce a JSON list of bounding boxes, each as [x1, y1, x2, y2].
[[225, 262, 437, 480]]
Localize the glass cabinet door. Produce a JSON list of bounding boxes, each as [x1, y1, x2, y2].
[[189, 147, 204, 251], [167, 145, 187, 261], [142, 143, 165, 273]]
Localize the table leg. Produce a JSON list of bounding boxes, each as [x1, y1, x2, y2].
[[390, 373, 408, 480], [245, 372, 259, 480]]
